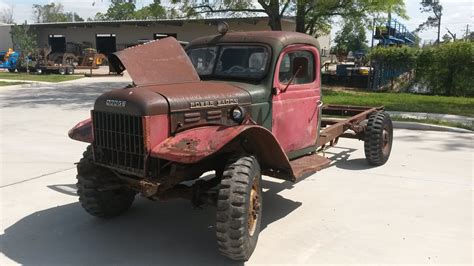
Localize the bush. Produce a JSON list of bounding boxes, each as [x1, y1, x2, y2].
[[416, 42, 473, 97], [368, 42, 474, 97], [369, 46, 419, 69]]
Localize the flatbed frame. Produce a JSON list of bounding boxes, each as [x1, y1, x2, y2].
[[288, 104, 383, 181]]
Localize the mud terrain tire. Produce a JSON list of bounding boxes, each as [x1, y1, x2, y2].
[[216, 155, 263, 261], [76, 146, 136, 218], [364, 111, 393, 166]]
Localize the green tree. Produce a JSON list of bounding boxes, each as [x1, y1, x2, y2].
[[96, 0, 137, 20], [171, 0, 406, 36], [135, 0, 167, 19], [297, 0, 407, 37], [333, 18, 369, 55], [416, 0, 443, 43], [468, 32, 474, 41], [441, 33, 451, 43], [32, 3, 84, 23], [10, 23, 37, 72], [65, 12, 85, 22]]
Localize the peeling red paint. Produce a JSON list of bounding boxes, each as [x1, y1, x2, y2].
[[151, 125, 249, 163], [68, 118, 93, 143], [272, 44, 321, 153], [143, 115, 170, 151]]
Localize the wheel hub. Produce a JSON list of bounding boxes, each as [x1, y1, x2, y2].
[[382, 128, 390, 154], [248, 177, 260, 237]]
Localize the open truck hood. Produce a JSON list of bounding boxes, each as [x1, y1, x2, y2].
[[108, 37, 200, 86]]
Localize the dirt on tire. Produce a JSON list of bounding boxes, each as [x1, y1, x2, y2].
[[76, 146, 136, 218], [216, 155, 263, 261], [364, 111, 393, 166]]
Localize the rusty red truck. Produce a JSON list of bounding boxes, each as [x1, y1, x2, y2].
[[69, 28, 393, 261]]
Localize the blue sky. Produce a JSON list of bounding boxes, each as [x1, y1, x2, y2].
[[1, 0, 472, 43]]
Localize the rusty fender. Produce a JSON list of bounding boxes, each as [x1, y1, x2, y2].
[[68, 118, 93, 143], [151, 125, 294, 181]]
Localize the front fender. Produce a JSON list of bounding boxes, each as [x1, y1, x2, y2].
[[151, 125, 295, 181], [68, 118, 93, 143]]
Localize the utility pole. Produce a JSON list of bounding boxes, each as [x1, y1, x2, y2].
[[437, 13, 441, 43], [434, 0, 442, 44], [466, 24, 470, 41], [371, 17, 376, 48]]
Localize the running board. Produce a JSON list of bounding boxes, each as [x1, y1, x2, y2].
[[290, 153, 331, 182]]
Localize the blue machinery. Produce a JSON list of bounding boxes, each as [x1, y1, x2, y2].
[[374, 19, 416, 46], [0, 51, 20, 72]]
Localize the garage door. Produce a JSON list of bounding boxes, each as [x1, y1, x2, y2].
[[96, 34, 116, 55]]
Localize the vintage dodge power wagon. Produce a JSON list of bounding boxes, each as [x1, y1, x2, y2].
[[69, 27, 393, 261]]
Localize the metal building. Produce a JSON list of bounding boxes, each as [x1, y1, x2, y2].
[[0, 17, 331, 56]]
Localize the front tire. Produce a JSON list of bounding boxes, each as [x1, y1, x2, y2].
[[76, 146, 136, 218], [364, 111, 393, 166], [216, 155, 263, 261]]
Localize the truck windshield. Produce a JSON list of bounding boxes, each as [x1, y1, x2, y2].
[[187, 45, 269, 80]]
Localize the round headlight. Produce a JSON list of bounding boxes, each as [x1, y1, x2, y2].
[[217, 21, 229, 35], [232, 107, 244, 122]]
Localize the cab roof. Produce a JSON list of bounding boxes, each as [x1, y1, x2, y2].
[[187, 31, 320, 51]]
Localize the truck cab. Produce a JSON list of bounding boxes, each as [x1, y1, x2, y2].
[[186, 31, 322, 157]]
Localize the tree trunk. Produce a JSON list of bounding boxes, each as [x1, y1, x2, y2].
[[268, 15, 282, 31], [259, 0, 282, 31], [295, 0, 306, 33]]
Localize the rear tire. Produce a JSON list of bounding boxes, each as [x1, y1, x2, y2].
[[58, 67, 66, 75], [76, 146, 136, 218], [66, 67, 74, 75], [364, 111, 393, 166], [216, 155, 263, 261]]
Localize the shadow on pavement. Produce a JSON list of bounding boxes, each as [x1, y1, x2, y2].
[[0, 82, 128, 109], [322, 146, 375, 171], [1, 179, 301, 265], [334, 158, 374, 171], [395, 132, 473, 152]]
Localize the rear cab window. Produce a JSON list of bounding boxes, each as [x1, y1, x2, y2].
[[278, 50, 315, 85]]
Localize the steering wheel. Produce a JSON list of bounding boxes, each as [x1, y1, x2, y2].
[[227, 65, 246, 73]]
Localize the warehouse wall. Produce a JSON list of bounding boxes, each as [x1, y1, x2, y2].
[[0, 24, 13, 51], [31, 20, 330, 53]]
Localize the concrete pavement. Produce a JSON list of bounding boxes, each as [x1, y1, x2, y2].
[[388, 111, 474, 127], [0, 78, 473, 265]]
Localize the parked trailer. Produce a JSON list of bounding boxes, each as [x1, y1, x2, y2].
[[69, 28, 393, 261], [36, 49, 75, 75]]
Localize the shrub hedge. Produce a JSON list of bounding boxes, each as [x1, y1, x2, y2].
[[369, 42, 474, 97]]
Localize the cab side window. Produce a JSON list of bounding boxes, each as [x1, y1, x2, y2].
[[279, 50, 315, 85]]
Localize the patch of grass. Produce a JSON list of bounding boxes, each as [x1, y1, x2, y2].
[[391, 116, 473, 131], [0, 72, 83, 82], [322, 88, 474, 117], [0, 81, 26, 87]]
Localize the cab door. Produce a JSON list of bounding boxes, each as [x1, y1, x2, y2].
[[272, 45, 321, 155]]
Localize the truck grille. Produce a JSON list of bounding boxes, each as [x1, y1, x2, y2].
[[92, 111, 145, 175]]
